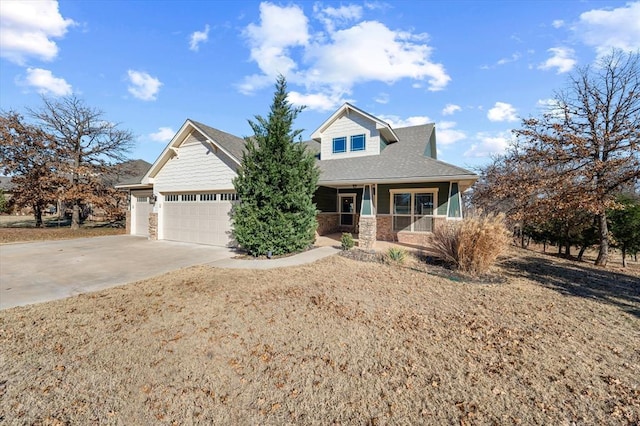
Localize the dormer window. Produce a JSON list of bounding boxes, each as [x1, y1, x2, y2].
[[332, 137, 347, 153], [350, 134, 366, 151]]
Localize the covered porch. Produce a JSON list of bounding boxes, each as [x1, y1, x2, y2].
[[313, 180, 471, 250]]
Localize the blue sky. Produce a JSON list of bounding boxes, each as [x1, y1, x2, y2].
[[1, 1, 639, 170]]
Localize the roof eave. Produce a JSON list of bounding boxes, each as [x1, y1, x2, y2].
[[114, 183, 154, 190], [318, 174, 478, 187]]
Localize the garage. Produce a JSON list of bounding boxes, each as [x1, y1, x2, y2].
[[161, 192, 237, 246], [131, 193, 153, 237]]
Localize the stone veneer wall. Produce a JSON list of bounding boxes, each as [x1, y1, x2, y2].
[[316, 213, 339, 236], [358, 216, 376, 250], [125, 211, 131, 234], [149, 212, 158, 240]]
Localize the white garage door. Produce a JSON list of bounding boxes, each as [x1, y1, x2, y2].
[[162, 192, 236, 246], [132, 195, 153, 237]]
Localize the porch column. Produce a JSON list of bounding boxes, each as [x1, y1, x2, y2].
[[358, 184, 376, 250]]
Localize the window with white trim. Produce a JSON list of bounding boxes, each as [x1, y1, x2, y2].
[[350, 134, 365, 151], [391, 189, 437, 232], [166, 194, 179, 202], [182, 194, 197, 202], [332, 136, 346, 153]]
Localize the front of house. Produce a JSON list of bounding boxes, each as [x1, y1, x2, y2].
[[118, 103, 477, 249]]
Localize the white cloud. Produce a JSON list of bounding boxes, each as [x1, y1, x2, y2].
[[538, 47, 576, 73], [127, 70, 162, 101], [374, 92, 389, 104], [240, 2, 450, 111], [464, 132, 511, 158], [314, 4, 363, 32], [378, 114, 430, 128], [189, 24, 210, 51], [487, 102, 518, 122], [436, 121, 466, 146], [497, 52, 521, 65], [0, 0, 75, 64], [537, 98, 564, 118], [481, 52, 522, 69], [288, 90, 348, 112], [441, 103, 461, 116], [552, 19, 564, 28], [149, 127, 175, 143], [241, 2, 309, 88], [21, 67, 72, 96], [575, 2, 640, 56]]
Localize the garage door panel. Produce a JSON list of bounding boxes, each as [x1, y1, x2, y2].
[[162, 195, 234, 246]]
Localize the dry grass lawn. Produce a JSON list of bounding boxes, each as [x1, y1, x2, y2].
[[0, 215, 125, 244], [1, 248, 638, 424]]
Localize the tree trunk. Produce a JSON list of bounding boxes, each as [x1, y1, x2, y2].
[[595, 213, 609, 266], [71, 202, 80, 230], [543, 241, 546, 253], [565, 241, 571, 257], [577, 244, 587, 261], [34, 204, 43, 228], [621, 247, 626, 268]]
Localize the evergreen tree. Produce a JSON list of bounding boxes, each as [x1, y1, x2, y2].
[[232, 76, 319, 256], [608, 194, 640, 267]]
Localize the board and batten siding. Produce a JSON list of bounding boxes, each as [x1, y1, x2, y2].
[[154, 140, 238, 193], [320, 113, 380, 160]]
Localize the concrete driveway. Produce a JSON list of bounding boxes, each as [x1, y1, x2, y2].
[[0, 235, 234, 310]]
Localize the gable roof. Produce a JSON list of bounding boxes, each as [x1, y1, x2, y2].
[[310, 103, 399, 143], [141, 119, 246, 184], [0, 176, 14, 192], [119, 108, 476, 189], [313, 124, 477, 188], [113, 159, 152, 186]]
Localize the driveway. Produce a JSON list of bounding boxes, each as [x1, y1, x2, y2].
[[0, 235, 234, 310]]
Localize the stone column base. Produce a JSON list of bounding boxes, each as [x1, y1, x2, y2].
[[358, 216, 376, 250], [125, 211, 131, 235], [149, 212, 158, 240]]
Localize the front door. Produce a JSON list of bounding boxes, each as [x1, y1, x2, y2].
[[340, 194, 355, 227]]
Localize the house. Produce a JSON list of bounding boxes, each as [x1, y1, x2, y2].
[[117, 103, 477, 249]]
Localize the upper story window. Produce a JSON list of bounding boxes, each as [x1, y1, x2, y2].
[[332, 137, 346, 153], [350, 134, 365, 151], [332, 134, 366, 154]]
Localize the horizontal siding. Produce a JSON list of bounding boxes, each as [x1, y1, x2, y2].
[[313, 186, 338, 212], [154, 142, 237, 193], [321, 113, 380, 160]]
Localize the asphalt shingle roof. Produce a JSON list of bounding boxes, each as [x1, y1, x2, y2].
[[0, 176, 14, 191], [130, 119, 476, 186], [307, 124, 477, 184], [190, 120, 247, 162]]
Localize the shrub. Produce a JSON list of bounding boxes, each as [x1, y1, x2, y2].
[[341, 232, 354, 251], [386, 247, 407, 264], [424, 213, 509, 275]]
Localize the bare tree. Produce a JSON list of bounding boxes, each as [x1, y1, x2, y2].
[[512, 50, 639, 266], [28, 96, 134, 229], [0, 111, 65, 227]]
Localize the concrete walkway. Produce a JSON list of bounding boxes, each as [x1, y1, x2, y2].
[[208, 246, 340, 269]]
